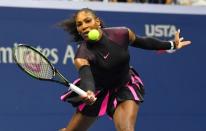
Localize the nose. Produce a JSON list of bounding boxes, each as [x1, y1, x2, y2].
[[82, 23, 88, 31]]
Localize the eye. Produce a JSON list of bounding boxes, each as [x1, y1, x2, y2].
[[85, 18, 92, 23], [76, 22, 82, 27]]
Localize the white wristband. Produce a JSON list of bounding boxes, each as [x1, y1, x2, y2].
[[169, 41, 175, 50], [165, 41, 176, 53]]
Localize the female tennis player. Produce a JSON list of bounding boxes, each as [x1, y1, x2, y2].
[[59, 8, 191, 131]]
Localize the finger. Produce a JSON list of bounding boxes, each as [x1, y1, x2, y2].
[[87, 95, 91, 99], [175, 29, 180, 42], [88, 95, 96, 101], [178, 41, 191, 49], [182, 41, 192, 46], [176, 29, 180, 35], [87, 91, 96, 99], [87, 90, 95, 95], [82, 90, 97, 105], [85, 96, 96, 105], [176, 29, 180, 36], [88, 94, 97, 102], [89, 98, 97, 105], [179, 37, 184, 42], [93, 97, 97, 101], [178, 29, 180, 33]]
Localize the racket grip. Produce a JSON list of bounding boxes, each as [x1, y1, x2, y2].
[[69, 83, 87, 96]]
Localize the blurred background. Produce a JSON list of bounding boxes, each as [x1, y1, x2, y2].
[[0, 0, 206, 131]]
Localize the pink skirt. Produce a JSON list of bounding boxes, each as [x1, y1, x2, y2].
[[60, 68, 144, 118]]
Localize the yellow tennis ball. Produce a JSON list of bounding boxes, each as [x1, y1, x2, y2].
[[88, 29, 100, 41]]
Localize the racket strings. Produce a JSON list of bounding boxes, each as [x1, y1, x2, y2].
[[39, 58, 53, 79], [14, 46, 54, 79]]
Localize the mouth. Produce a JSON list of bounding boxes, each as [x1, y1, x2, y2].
[[82, 31, 90, 38]]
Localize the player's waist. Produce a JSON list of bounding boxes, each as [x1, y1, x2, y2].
[[95, 73, 130, 89]]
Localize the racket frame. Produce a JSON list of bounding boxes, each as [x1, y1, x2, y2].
[[13, 44, 56, 80], [13, 44, 87, 96]]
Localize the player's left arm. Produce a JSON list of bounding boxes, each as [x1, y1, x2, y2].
[[128, 28, 191, 50]]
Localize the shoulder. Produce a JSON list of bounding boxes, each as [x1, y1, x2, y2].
[[103, 26, 129, 33], [75, 42, 86, 53], [74, 42, 90, 69], [103, 27, 130, 48], [103, 26, 130, 38], [75, 42, 95, 61], [103, 27, 136, 44], [75, 42, 88, 58]]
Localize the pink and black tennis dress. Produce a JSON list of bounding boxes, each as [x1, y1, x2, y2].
[[61, 27, 145, 118]]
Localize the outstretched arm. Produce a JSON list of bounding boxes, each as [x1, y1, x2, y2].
[[128, 28, 191, 50]]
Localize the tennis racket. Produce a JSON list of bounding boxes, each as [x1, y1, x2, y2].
[[13, 44, 87, 97]]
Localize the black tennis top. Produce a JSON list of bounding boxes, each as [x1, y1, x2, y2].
[[75, 27, 131, 89]]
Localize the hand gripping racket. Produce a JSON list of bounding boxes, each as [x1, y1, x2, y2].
[[13, 44, 87, 97]]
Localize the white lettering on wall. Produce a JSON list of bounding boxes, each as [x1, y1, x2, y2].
[[0, 46, 13, 63], [0, 42, 76, 65], [63, 45, 75, 64], [145, 24, 177, 38]]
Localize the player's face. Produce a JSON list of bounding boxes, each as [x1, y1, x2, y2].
[[76, 11, 100, 40]]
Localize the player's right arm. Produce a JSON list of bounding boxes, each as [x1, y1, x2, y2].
[[74, 58, 96, 104], [74, 58, 90, 69]]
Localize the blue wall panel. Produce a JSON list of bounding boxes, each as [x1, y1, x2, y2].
[[0, 7, 205, 131]]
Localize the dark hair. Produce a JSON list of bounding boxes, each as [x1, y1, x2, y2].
[[59, 8, 104, 42]]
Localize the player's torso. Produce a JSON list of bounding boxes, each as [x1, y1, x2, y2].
[[87, 27, 131, 88]]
